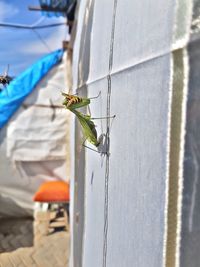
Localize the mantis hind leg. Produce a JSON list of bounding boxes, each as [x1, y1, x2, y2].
[[91, 115, 116, 120], [82, 144, 101, 153], [82, 136, 108, 155], [82, 139, 101, 153]]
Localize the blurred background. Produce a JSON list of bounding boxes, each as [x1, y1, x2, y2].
[[0, 1, 200, 267]]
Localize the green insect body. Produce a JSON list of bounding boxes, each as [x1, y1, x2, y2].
[[62, 93, 100, 147], [72, 110, 100, 147]]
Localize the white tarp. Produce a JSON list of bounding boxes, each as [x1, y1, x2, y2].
[[0, 55, 70, 217], [71, 0, 192, 266]]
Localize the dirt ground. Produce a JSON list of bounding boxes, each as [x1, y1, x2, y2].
[[0, 231, 70, 267]]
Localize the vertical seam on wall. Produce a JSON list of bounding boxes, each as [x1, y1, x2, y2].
[[165, 48, 188, 267], [164, 0, 192, 264], [103, 1, 118, 267], [175, 48, 189, 267], [163, 53, 173, 267], [79, 1, 95, 266]]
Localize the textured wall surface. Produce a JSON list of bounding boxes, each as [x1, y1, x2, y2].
[[72, 0, 192, 266], [180, 2, 200, 265]]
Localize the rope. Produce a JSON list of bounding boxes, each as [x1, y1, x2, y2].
[[32, 28, 52, 52], [103, 1, 118, 266], [0, 22, 66, 29], [0, 19, 66, 53]]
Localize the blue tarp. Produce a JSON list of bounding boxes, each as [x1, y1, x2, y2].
[[0, 49, 63, 129]]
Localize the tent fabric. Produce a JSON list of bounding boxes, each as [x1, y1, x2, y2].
[[6, 55, 70, 161], [0, 49, 63, 129], [71, 0, 192, 267], [179, 3, 200, 265], [0, 54, 70, 218]]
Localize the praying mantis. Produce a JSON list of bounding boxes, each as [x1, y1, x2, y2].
[[62, 92, 115, 151]]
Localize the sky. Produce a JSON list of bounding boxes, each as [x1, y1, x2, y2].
[[0, 0, 67, 76]]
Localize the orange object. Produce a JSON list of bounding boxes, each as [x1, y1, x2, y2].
[[33, 181, 70, 202]]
